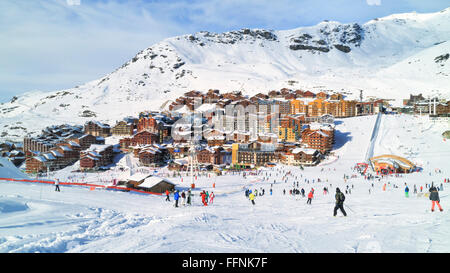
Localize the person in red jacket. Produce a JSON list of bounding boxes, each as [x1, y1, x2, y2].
[[201, 190, 207, 206], [307, 190, 314, 205], [209, 192, 215, 204], [165, 190, 170, 201]]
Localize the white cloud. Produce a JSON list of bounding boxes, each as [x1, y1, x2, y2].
[[67, 0, 81, 6], [0, 0, 187, 101], [367, 0, 381, 6]]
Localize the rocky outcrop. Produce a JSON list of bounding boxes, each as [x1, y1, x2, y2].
[[186, 28, 278, 46], [289, 22, 363, 53]]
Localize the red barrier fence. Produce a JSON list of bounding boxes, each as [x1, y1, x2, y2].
[[0, 177, 162, 196]]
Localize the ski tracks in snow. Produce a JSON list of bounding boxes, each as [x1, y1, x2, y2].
[[0, 207, 154, 253]]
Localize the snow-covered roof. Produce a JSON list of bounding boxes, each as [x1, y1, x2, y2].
[[85, 144, 112, 153], [138, 176, 175, 188], [50, 150, 63, 157], [86, 121, 110, 128], [292, 147, 318, 155], [68, 141, 80, 147], [33, 156, 47, 162], [206, 135, 225, 140], [309, 123, 335, 130], [82, 155, 99, 161], [43, 153, 56, 160], [139, 147, 161, 154], [125, 173, 152, 182], [79, 134, 92, 140], [308, 131, 329, 138], [88, 151, 101, 158], [59, 145, 73, 152]]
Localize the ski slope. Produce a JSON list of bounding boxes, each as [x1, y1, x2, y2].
[[0, 114, 449, 253]]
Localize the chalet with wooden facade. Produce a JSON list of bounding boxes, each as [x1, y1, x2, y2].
[[84, 121, 111, 137], [79, 144, 115, 170], [119, 130, 159, 149], [301, 123, 335, 153]]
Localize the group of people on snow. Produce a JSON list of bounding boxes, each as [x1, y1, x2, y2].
[[165, 189, 215, 207]]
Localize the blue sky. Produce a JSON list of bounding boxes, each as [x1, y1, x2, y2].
[[0, 0, 449, 103]]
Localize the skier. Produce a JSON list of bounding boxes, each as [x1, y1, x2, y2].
[[181, 191, 186, 206], [307, 190, 313, 205], [301, 188, 305, 197], [54, 179, 60, 192], [187, 189, 192, 205], [413, 185, 417, 194], [270, 188, 272, 195], [249, 191, 256, 205], [205, 191, 209, 204], [174, 190, 180, 208], [209, 191, 215, 204], [165, 190, 170, 201], [405, 185, 409, 198], [201, 190, 207, 206], [429, 185, 443, 212], [333, 188, 347, 217]]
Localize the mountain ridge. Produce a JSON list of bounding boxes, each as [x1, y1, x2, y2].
[[1, 8, 449, 143]]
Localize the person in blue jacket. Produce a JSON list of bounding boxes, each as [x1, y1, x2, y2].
[[405, 185, 409, 198], [174, 190, 180, 207]]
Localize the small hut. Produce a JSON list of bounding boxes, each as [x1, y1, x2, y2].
[[135, 176, 176, 193], [120, 173, 176, 193]]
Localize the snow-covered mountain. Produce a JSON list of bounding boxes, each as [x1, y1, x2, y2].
[[1, 8, 450, 142]]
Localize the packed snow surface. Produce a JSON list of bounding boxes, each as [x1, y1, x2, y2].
[[0, 114, 449, 253]]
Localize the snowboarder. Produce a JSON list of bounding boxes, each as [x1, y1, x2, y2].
[[54, 179, 60, 192], [174, 190, 180, 208], [333, 188, 347, 217], [429, 185, 443, 212]]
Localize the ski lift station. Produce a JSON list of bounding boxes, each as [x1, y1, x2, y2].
[[369, 154, 417, 174]]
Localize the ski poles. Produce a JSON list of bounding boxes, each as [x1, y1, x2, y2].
[[344, 204, 356, 214]]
